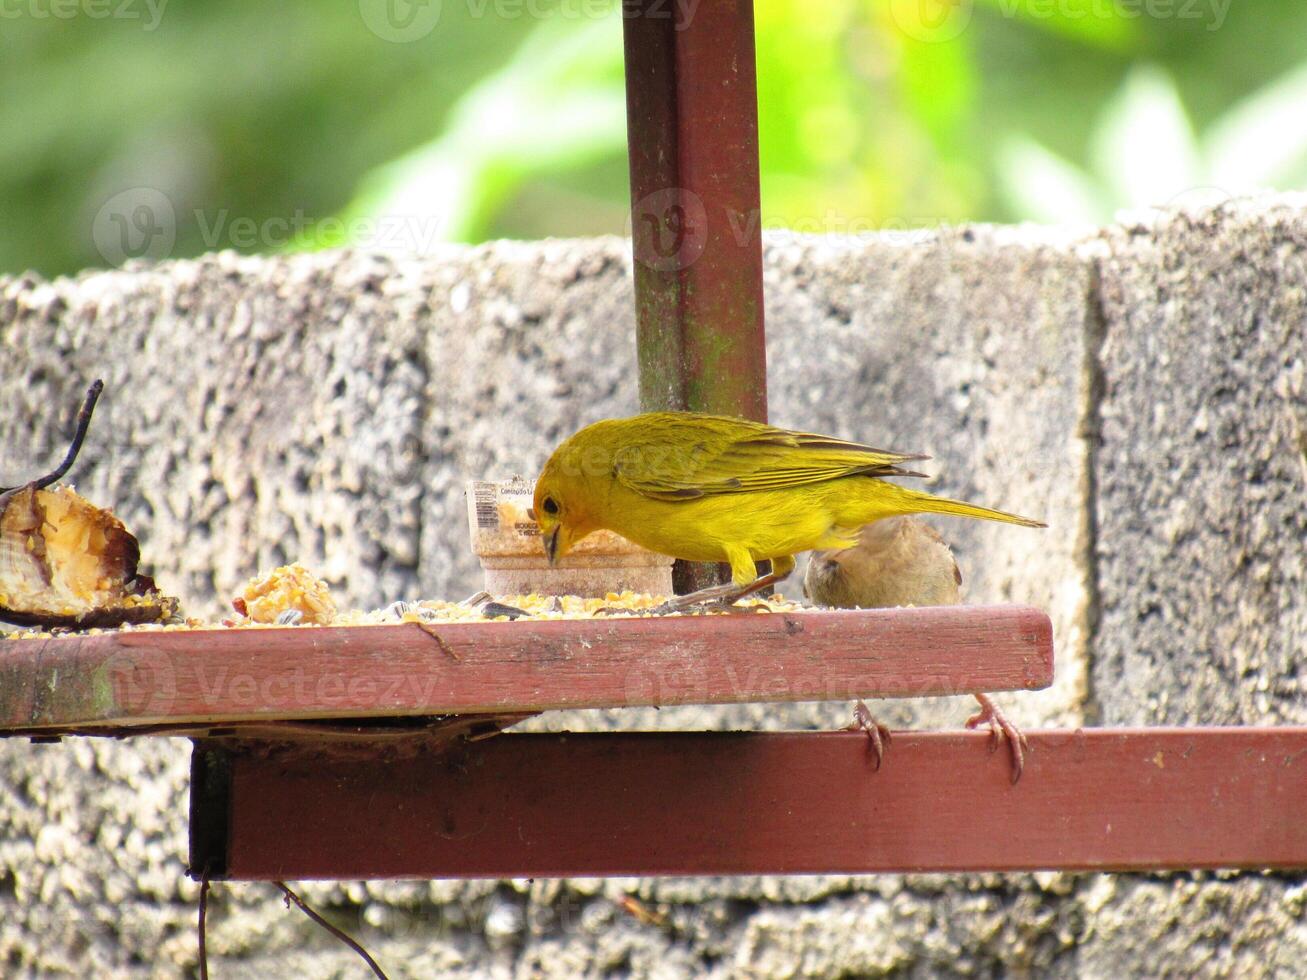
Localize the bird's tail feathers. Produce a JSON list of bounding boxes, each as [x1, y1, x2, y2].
[[892, 485, 1047, 529]]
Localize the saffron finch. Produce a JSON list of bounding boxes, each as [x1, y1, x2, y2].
[[533, 412, 1045, 609]]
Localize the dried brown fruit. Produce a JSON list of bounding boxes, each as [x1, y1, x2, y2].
[[0, 484, 177, 629]]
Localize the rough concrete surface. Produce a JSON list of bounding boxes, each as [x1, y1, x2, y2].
[[1094, 198, 1307, 726], [1, 197, 1304, 977]]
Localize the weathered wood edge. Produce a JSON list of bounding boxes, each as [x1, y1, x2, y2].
[[0, 604, 1053, 733]]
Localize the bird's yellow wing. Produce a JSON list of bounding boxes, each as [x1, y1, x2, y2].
[[611, 413, 927, 501]]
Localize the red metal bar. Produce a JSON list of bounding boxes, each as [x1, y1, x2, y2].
[[623, 0, 767, 419], [0, 605, 1052, 732], [199, 728, 1307, 880]]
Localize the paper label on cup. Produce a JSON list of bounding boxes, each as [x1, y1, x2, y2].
[[469, 478, 539, 539], [472, 481, 499, 529]]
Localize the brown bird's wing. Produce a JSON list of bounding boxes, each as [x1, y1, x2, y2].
[[612, 413, 928, 501]]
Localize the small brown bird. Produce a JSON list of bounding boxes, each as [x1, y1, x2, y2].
[[804, 515, 1030, 782], [804, 515, 962, 609]]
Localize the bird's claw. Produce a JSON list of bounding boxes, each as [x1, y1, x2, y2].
[[650, 587, 743, 615], [966, 693, 1029, 784], [846, 699, 892, 771], [650, 569, 785, 616], [650, 598, 759, 616]]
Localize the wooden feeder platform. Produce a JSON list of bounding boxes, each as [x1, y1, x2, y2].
[[3, 606, 1306, 878], [0, 605, 1050, 734]]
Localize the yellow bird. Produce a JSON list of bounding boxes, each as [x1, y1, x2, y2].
[[534, 412, 1044, 608]]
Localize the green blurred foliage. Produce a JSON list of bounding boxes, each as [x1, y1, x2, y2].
[[3, 0, 1307, 276]]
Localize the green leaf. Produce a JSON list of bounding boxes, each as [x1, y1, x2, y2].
[[898, 34, 977, 154], [308, 12, 627, 250], [976, 0, 1140, 51], [1091, 65, 1200, 208], [1205, 62, 1307, 190], [996, 136, 1105, 223]]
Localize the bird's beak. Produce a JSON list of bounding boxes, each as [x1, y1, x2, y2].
[[544, 526, 561, 566]]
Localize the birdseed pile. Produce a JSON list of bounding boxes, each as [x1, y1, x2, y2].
[[1, 561, 806, 640]]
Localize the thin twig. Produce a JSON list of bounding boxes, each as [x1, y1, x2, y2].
[[197, 868, 211, 980], [274, 881, 390, 980], [414, 621, 461, 660], [1, 379, 104, 494]]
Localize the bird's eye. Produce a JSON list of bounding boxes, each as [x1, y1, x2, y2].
[[541, 496, 560, 516]]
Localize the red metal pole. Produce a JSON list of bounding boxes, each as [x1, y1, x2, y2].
[[623, 0, 768, 419], [623, 0, 769, 591]]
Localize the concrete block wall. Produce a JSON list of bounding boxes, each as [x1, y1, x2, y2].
[[0, 196, 1303, 977]]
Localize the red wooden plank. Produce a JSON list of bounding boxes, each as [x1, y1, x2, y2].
[[203, 728, 1307, 880], [0, 605, 1052, 732]]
